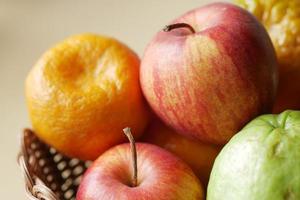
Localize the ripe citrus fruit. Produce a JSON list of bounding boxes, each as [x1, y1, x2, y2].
[[234, 0, 300, 112], [141, 118, 221, 187], [25, 34, 150, 160]]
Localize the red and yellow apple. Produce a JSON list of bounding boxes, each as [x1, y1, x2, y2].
[[140, 2, 278, 145], [140, 118, 221, 187], [77, 128, 204, 200], [233, 0, 300, 113]]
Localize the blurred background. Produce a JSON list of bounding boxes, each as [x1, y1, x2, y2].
[[0, 0, 228, 198]]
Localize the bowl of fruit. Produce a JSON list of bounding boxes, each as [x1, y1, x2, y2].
[[18, 2, 300, 200]]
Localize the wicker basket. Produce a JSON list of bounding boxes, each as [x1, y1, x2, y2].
[[18, 129, 91, 200]]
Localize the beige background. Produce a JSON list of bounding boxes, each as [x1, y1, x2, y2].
[[0, 0, 229, 198]]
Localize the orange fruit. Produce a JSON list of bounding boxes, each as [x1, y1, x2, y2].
[[234, 0, 300, 112], [25, 34, 150, 160], [140, 118, 221, 187]]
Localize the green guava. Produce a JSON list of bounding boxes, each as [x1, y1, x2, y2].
[[207, 110, 300, 200]]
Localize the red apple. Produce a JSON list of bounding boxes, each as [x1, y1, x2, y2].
[[273, 68, 300, 113], [140, 118, 221, 187], [77, 128, 203, 200], [140, 2, 278, 145]]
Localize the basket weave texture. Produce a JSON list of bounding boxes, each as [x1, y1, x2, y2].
[[18, 129, 90, 200]]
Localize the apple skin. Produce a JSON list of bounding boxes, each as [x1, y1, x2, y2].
[[140, 2, 278, 145], [207, 110, 300, 200], [140, 118, 221, 187], [273, 67, 300, 113], [76, 143, 204, 200]]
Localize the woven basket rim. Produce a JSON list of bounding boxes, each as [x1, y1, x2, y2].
[[18, 129, 60, 200]]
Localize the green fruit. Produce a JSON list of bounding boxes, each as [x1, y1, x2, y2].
[[207, 110, 300, 200]]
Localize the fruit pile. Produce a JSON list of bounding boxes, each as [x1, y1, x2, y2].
[[24, 2, 300, 200]]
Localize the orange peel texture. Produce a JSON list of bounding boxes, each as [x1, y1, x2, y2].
[[25, 34, 150, 160]]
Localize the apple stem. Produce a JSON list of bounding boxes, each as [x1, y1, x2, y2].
[[163, 23, 196, 34], [123, 127, 138, 187]]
